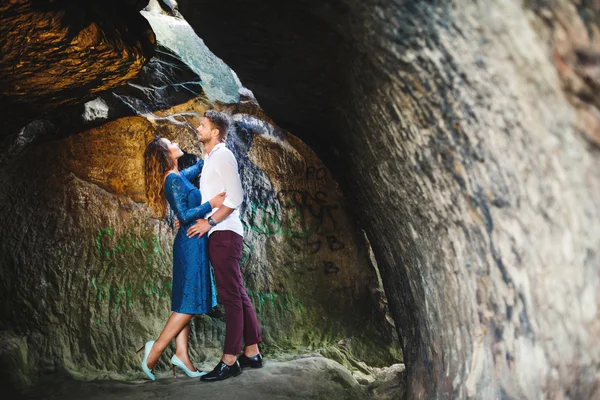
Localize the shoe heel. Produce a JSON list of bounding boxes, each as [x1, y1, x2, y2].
[[140, 340, 156, 381], [172, 364, 177, 378], [171, 354, 204, 378]]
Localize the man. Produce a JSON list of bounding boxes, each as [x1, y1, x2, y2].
[[187, 110, 263, 382]]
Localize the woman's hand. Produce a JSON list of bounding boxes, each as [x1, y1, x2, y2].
[[174, 219, 180, 229], [187, 219, 211, 238], [209, 192, 226, 208]]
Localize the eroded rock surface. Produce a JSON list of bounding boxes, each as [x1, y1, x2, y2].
[[0, 90, 399, 390], [1, 0, 600, 398], [178, 0, 600, 398], [0, 0, 156, 134]]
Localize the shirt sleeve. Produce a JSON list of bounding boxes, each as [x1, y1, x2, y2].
[[164, 174, 212, 224], [218, 152, 244, 210], [180, 157, 204, 181]]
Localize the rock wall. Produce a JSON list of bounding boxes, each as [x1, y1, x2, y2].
[[0, 3, 400, 387], [0, 0, 156, 134], [220, 102, 399, 364], [140, 9, 242, 104], [178, 0, 600, 398], [1, 0, 599, 397], [0, 91, 399, 388]]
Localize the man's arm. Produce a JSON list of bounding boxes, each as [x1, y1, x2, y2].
[[186, 206, 234, 238], [210, 205, 235, 224]]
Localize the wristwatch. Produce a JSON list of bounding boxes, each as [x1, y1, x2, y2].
[[207, 216, 217, 227]]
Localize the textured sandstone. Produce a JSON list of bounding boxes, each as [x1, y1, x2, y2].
[[0, 0, 156, 134], [0, 93, 399, 388], [0, 0, 599, 398], [178, 0, 600, 398]]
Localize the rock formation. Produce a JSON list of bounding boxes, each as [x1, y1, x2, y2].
[[0, 2, 399, 394], [0, 0, 156, 134], [178, 0, 600, 398], [1, 0, 600, 398]]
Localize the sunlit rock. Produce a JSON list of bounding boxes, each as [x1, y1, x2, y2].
[[83, 98, 110, 122], [141, 8, 241, 104], [0, 0, 156, 134]]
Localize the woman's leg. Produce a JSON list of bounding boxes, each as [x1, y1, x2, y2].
[[174, 323, 198, 371], [146, 312, 193, 368]]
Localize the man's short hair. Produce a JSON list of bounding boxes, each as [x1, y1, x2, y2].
[[204, 110, 230, 142]]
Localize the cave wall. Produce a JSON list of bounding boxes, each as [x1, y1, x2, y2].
[[178, 0, 600, 398], [0, 0, 599, 397], [0, 91, 399, 388], [0, 0, 156, 134], [0, 2, 400, 388]]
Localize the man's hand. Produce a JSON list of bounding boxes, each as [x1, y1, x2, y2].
[[187, 219, 211, 238], [174, 219, 180, 230]]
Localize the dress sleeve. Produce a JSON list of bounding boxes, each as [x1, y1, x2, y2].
[[180, 157, 204, 181], [164, 174, 213, 224]]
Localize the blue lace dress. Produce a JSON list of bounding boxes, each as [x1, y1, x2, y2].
[[164, 159, 217, 314]]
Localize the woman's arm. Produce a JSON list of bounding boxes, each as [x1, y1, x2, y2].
[[164, 174, 213, 224], [180, 157, 204, 181]]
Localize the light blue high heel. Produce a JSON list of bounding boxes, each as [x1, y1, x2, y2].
[[136, 340, 156, 381], [170, 354, 207, 378]]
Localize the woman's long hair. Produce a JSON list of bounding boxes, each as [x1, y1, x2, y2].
[[144, 136, 176, 217]]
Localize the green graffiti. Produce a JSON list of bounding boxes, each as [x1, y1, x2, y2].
[[95, 227, 114, 256], [95, 228, 161, 260], [245, 190, 341, 238], [281, 199, 341, 239], [246, 289, 304, 315], [247, 202, 281, 235], [91, 276, 107, 302], [240, 243, 255, 268], [89, 226, 171, 323], [91, 275, 172, 312]]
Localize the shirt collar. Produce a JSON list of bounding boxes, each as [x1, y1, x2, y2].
[[207, 142, 226, 159]]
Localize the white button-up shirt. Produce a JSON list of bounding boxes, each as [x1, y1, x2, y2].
[[200, 143, 244, 237]]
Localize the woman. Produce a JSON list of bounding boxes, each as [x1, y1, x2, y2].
[[139, 135, 224, 380]]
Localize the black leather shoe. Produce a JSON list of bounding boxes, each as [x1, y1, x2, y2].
[[200, 360, 242, 382], [238, 353, 263, 369]]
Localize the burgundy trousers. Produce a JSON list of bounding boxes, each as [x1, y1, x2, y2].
[[208, 230, 262, 355]]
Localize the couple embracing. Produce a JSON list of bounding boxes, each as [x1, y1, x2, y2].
[[141, 110, 262, 382]]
